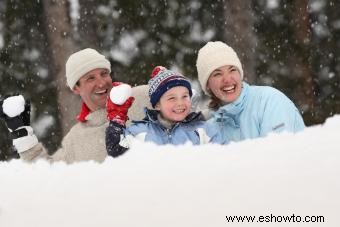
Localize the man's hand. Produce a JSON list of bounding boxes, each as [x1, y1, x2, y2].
[[0, 95, 38, 153]]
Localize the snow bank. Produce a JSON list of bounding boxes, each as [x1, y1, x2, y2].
[[0, 116, 339, 227]]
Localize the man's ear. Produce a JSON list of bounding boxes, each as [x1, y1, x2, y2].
[[72, 85, 80, 95]]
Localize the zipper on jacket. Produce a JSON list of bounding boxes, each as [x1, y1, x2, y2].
[[165, 128, 172, 143]]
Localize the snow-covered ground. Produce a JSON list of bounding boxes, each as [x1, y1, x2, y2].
[[0, 116, 339, 227]]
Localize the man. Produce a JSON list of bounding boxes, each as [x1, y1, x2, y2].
[[0, 48, 150, 163]]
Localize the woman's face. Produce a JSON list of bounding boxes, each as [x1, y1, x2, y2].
[[207, 65, 242, 104]]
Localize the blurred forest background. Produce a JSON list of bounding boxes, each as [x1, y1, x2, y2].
[[0, 0, 339, 160]]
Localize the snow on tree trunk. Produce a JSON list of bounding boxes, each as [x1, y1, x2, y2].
[[223, 1, 257, 83], [289, 0, 316, 118], [42, 0, 80, 136]]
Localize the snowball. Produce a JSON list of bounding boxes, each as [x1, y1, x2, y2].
[[2, 95, 25, 117], [110, 84, 132, 105]]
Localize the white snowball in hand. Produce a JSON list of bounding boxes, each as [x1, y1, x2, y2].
[[110, 84, 132, 105], [2, 95, 25, 117]]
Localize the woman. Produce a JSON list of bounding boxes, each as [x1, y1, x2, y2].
[[196, 41, 305, 142]]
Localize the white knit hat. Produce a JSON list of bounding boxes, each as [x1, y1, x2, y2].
[[65, 48, 111, 89], [196, 41, 243, 95]]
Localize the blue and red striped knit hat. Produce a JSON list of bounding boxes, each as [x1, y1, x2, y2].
[[148, 66, 192, 108]]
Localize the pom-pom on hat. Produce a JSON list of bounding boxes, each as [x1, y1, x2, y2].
[[66, 48, 111, 89], [196, 41, 243, 95], [148, 66, 192, 108]]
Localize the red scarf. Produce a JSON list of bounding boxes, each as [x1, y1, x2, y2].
[[76, 102, 91, 122]]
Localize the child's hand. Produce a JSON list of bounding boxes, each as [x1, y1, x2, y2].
[[106, 83, 135, 125], [109, 82, 132, 105]]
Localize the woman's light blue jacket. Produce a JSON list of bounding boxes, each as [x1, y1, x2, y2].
[[208, 82, 305, 142]]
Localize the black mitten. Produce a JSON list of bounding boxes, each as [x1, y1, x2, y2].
[[0, 95, 38, 153]]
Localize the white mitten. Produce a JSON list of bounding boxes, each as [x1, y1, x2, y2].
[[0, 95, 38, 153]]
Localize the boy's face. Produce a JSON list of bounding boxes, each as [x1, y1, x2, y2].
[[73, 68, 112, 111], [155, 86, 192, 123], [207, 65, 242, 104]]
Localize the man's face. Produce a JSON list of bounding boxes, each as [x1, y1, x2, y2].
[[73, 68, 113, 111]]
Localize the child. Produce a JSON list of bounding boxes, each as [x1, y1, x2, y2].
[[105, 66, 228, 157]]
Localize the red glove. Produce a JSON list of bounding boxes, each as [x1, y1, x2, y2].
[[106, 82, 135, 125]]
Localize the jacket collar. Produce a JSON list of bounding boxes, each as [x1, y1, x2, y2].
[[83, 108, 107, 126], [212, 82, 249, 127], [136, 108, 203, 126]]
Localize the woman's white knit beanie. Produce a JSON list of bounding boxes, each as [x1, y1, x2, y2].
[[66, 48, 111, 89], [196, 41, 243, 95]]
